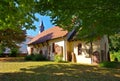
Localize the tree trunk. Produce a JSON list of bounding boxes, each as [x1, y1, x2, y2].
[[107, 35, 111, 62], [90, 42, 93, 55]]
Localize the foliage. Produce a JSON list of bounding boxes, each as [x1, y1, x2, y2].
[[0, 0, 37, 30], [32, 54, 47, 61], [99, 61, 119, 68], [0, 53, 4, 57], [0, 43, 5, 57], [0, 28, 26, 48], [109, 34, 120, 52], [25, 54, 34, 61], [36, 0, 120, 40], [0, 0, 37, 48], [1, 0, 120, 47], [25, 54, 47, 61], [9, 48, 19, 57], [110, 51, 120, 62], [54, 54, 63, 62]]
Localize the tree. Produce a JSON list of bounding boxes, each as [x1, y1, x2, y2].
[[109, 34, 120, 52], [109, 34, 120, 62], [0, 0, 37, 48], [1, 0, 120, 47], [36, 0, 120, 40], [0, 28, 26, 48], [0, 43, 5, 57], [1, 0, 120, 39], [0, 0, 37, 30]]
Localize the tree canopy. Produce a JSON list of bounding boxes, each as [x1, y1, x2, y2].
[[0, 28, 26, 48], [0, 0, 37, 48], [0, 0, 37, 30], [36, 0, 120, 40], [109, 34, 120, 52], [1, 0, 120, 46]]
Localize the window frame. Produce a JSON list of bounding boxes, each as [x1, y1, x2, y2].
[[78, 43, 82, 55]]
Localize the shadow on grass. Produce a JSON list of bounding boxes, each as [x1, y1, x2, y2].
[[0, 63, 120, 81], [0, 57, 25, 62]]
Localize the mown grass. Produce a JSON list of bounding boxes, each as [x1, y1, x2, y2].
[[0, 61, 120, 81]]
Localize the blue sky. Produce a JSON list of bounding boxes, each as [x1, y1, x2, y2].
[[27, 13, 54, 36]]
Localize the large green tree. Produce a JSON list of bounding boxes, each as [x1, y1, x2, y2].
[[0, 0, 37, 30], [36, 0, 120, 40], [1, 0, 120, 47], [0, 0, 37, 48], [1, 0, 120, 37]]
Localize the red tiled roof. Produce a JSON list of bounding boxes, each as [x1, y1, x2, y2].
[[28, 26, 68, 45]]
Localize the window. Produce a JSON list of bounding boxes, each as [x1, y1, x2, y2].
[[52, 43, 55, 53], [39, 50, 43, 54], [31, 48, 33, 54], [78, 43, 82, 55]]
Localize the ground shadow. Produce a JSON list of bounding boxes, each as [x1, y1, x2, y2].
[[0, 63, 120, 81]]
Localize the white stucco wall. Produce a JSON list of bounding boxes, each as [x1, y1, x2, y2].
[[28, 38, 66, 61], [72, 41, 92, 64], [55, 40, 66, 60], [48, 38, 66, 61], [41, 46, 48, 57], [27, 46, 32, 55], [69, 40, 100, 64]]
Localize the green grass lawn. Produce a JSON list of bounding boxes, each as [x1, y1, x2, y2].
[[0, 61, 120, 81]]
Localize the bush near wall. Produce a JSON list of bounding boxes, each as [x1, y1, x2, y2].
[[0, 49, 5, 57], [0, 53, 5, 57], [110, 51, 120, 62], [9, 48, 19, 57], [25, 54, 47, 61], [54, 54, 63, 62]]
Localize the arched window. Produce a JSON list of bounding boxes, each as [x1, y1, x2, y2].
[[78, 43, 82, 55]]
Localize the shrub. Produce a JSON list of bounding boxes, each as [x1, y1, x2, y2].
[[99, 61, 119, 68], [0, 53, 4, 57], [25, 54, 47, 61], [32, 54, 46, 61], [0, 45, 5, 57], [110, 51, 120, 61], [25, 54, 34, 61], [54, 54, 63, 62], [9, 48, 19, 57]]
